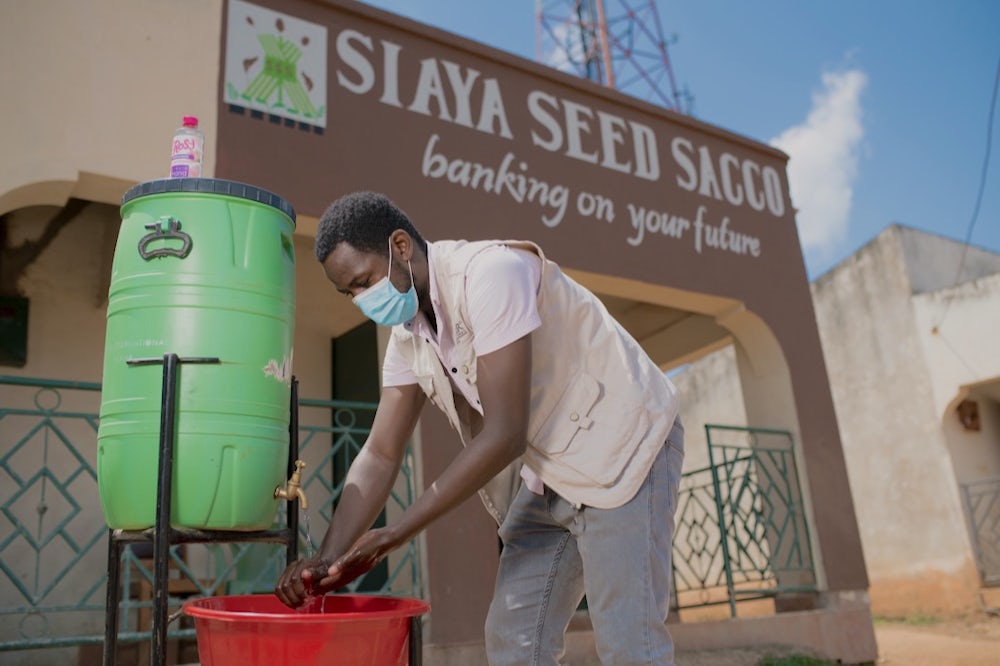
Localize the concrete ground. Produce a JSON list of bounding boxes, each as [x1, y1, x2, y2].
[[873, 612, 1000, 666], [681, 612, 1000, 666]]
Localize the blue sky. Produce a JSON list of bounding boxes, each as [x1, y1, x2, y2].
[[359, 0, 999, 279]]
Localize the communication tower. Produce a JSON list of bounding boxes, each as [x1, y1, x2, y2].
[[535, 0, 691, 113]]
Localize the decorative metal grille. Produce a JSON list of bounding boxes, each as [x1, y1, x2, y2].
[[961, 476, 1000, 585], [672, 424, 817, 617], [1, 377, 106, 651]]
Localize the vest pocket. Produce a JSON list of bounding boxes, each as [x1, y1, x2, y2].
[[529, 370, 649, 486], [528, 369, 601, 451], [559, 407, 648, 486]]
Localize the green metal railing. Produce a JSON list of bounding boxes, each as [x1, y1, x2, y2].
[[0, 375, 416, 657], [671, 424, 817, 617]]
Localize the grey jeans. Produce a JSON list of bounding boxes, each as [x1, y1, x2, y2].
[[486, 418, 685, 665]]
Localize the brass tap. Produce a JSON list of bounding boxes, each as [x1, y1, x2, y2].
[[274, 459, 308, 509]]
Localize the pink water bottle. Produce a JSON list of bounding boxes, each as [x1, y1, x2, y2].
[[169, 116, 205, 178]]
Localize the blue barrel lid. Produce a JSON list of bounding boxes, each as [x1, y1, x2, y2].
[[122, 178, 296, 226]]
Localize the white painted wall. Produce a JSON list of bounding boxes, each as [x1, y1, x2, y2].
[[810, 227, 970, 582], [671, 344, 747, 472], [0, 0, 224, 214]]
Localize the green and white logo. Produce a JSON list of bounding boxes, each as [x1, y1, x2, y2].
[[224, 0, 327, 129]]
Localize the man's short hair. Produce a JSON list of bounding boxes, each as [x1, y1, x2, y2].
[[314, 191, 427, 262]]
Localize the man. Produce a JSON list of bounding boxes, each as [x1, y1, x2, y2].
[[276, 191, 684, 665]]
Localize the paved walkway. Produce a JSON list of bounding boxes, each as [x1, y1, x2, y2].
[[873, 615, 1000, 666]]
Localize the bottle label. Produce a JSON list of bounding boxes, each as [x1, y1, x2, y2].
[[170, 130, 204, 178], [171, 135, 203, 161]]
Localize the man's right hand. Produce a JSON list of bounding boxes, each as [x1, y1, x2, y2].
[[274, 557, 331, 608]]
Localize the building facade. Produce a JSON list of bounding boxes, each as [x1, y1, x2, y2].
[[1, 1, 876, 663]]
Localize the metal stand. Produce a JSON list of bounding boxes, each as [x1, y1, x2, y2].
[[410, 616, 423, 665], [102, 354, 301, 666]]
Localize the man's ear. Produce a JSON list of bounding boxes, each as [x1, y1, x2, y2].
[[389, 230, 413, 262]]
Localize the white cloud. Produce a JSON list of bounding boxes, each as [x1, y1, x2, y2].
[[542, 22, 587, 74], [771, 68, 867, 256]]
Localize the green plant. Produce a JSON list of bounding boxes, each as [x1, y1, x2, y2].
[[757, 655, 838, 666], [872, 613, 939, 626]]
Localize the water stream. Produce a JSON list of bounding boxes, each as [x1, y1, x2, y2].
[[302, 509, 316, 558], [298, 508, 322, 614]]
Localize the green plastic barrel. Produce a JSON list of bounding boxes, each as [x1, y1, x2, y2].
[[97, 178, 296, 530]]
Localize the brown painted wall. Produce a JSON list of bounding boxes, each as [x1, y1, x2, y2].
[[417, 409, 499, 644], [215, 0, 867, 645]]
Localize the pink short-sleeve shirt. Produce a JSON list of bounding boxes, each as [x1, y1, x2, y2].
[[382, 243, 546, 493]]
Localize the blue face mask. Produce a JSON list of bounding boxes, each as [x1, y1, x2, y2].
[[352, 240, 418, 326]]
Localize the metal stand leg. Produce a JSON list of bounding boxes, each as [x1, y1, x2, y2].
[[409, 616, 422, 666], [151, 353, 180, 665], [103, 530, 122, 666], [286, 377, 300, 567]]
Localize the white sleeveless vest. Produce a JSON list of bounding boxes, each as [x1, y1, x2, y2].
[[392, 240, 680, 523]]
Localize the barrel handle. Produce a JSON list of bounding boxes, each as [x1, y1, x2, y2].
[[138, 216, 192, 260]]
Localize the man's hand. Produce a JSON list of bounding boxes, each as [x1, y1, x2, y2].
[[274, 556, 332, 608], [314, 527, 401, 591], [274, 528, 402, 608]]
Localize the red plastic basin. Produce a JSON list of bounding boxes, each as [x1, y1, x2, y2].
[[182, 594, 430, 666]]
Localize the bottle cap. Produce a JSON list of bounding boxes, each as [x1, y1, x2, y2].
[[182, 116, 199, 127]]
